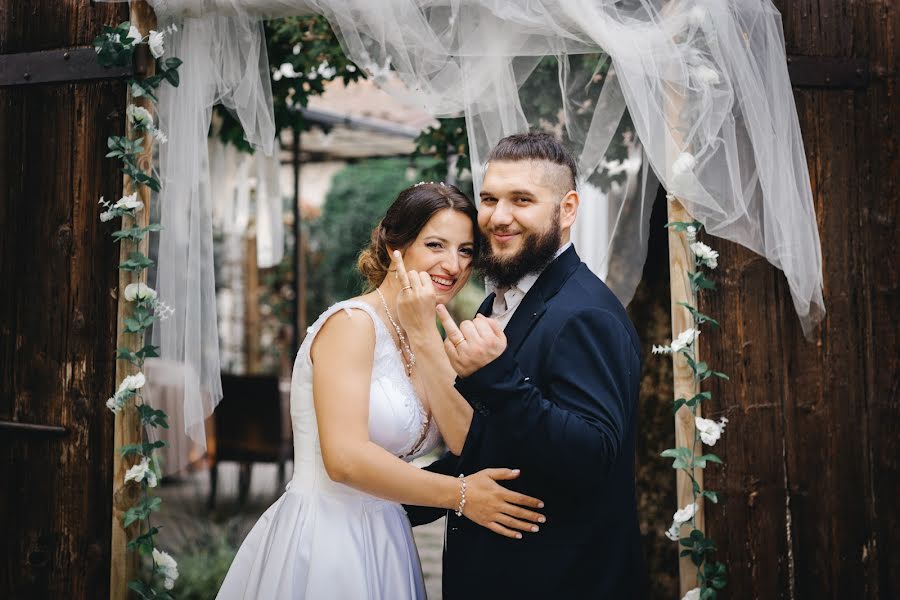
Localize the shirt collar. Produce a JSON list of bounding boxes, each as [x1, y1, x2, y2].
[[486, 241, 573, 296]]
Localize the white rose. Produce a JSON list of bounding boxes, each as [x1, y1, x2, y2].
[[117, 372, 146, 394], [672, 152, 696, 175], [670, 328, 699, 353], [665, 523, 681, 541], [126, 104, 154, 129], [153, 548, 179, 588], [683, 588, 701, 600], [114, 191, 143, 212], [99, 210, 116, 223], [125, 457, 158, 487], [127, 25, 142, 44], [695, 416, 728, 446], [106, 396, 123, 413], [673, 502, 698, 525], [148, 30, 165, 58], [691, 241, 719, 269], [124, 282, 157, 302], [686, 225, 697, 242], [693, 64, 721, 86]]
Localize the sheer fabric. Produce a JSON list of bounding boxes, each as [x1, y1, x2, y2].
[[106, 0, 825, 448]]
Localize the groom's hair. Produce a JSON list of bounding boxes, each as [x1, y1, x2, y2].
[[487, 132, 577, 195]]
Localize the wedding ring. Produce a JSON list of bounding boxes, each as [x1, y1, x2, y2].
[[401, 285, 413, 291], [454, 337, 466, 347]]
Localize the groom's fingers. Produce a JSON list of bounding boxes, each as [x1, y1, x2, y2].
[[391, 250, 411, 289], [436, 304, 465, 346]]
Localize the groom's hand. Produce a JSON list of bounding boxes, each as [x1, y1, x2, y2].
[[437, 304, 506, 378]]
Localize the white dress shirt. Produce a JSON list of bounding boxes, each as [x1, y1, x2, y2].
[[487, 242, 572, 330]]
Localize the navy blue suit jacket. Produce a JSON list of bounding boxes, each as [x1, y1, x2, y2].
[[406, 246, 646, 599]]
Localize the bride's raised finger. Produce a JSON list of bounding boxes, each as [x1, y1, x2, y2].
[[391, 250, 411, 290]]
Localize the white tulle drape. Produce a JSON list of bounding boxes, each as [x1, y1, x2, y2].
[[107, 0, 825, 449]]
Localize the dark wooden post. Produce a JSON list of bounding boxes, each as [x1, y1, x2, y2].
[[0, 1, 129, 598], [700, 1, 898, 599]]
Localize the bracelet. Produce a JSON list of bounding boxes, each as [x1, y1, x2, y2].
[[455, 474, 467, 517]]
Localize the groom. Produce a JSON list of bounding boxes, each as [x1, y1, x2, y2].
[[406, 132, 646, 598]]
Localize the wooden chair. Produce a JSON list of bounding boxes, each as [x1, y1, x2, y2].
[[208, 373, 292, 508]]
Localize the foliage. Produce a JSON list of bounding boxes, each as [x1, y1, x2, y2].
[[654, 217, 729, 599], [95, 21, 182, 598]]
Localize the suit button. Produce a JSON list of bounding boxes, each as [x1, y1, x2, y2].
[[450, 526, 459, 532]]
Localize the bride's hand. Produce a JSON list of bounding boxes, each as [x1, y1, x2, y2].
[[461, 468, 546, 539], [391, 250, 438, 337]]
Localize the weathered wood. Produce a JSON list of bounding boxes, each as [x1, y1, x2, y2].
[[0, 2, 128, 598], [666, 199, 704, 596], [109, 5, 157, 600], [699, 1, 899, 599], [244, 231, 261, 373]]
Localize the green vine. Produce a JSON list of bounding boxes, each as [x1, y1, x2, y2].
[[655, 214, 729, 599], [95, 20, 182, 598]]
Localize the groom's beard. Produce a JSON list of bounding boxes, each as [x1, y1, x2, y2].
[[477, 206, 562, 290]]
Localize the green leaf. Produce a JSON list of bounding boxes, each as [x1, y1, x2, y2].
[[127, 580, 153, 600], [673, 398, 687, 414], [701, 490, 719, 503], [119, 251, 155, 272], [712, 371, 730, 380], [136, 344, 160, 359], [678, 301, 720, 328], [701, 587, 717, 600], [124, 316, 145, 333]]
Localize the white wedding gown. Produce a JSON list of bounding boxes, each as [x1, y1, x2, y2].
[[217, 300, 442, 599]]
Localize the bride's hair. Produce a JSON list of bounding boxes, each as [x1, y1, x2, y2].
[[358, 182, 478, 290]]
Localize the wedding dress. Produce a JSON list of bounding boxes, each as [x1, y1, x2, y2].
[[216, 300, 441, 599]]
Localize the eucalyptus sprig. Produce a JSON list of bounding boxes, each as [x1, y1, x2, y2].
[[95, 20, 183, 598], [656, 220, 729, 600]]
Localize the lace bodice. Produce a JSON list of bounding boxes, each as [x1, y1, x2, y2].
[[289, 300, 441, 479]]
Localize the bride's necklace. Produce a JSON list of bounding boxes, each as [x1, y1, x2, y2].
[[376, 287, 416, 376]]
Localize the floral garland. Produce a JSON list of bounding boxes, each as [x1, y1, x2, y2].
[[95, 20, 181, 598], [654, 207, 729, 600]]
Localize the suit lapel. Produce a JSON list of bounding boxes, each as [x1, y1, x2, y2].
[[476, 293, 495, 317]]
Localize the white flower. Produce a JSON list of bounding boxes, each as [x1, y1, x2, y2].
[[125, 457, 158, 487], [124, 282, 157, 302], [670, 328, 699, 353], [148, 30, 165, 58], [117, 372, 146, 394], [691, 241, 719, 269], [114, 191, 143, 212], [695, 416, 729, 446], [127, 25, 142, 44], [693, 64, 721, 86], [100, 210, 116, 222], [153, 129, 168, 144], [665, 523, 681, 541], [673, 502, 698, 525], [652, 344, 670, 355], [672, 152, 696, 176], [106, 395, 123, 413], [167, 24, 178, 34], [683, 588, 701, 600], [153, 548, 179, 589], [686, 225, 698, 242], [127, 104, 154, 129]]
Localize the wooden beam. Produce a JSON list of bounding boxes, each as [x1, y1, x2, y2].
[[109, 3, 156, 599], [666, 198, 704, 596], [244, 231, 261, 374]]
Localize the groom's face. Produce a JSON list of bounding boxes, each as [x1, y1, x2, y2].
[[477, 160, 576, 282]]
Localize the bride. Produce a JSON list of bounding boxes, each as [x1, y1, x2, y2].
[[216, 182, 545, 599]]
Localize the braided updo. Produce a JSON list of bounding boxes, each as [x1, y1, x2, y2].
[[357, 182, 478, 290]]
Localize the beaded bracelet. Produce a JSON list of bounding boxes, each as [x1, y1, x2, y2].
[[455, 474, 467, 517]]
